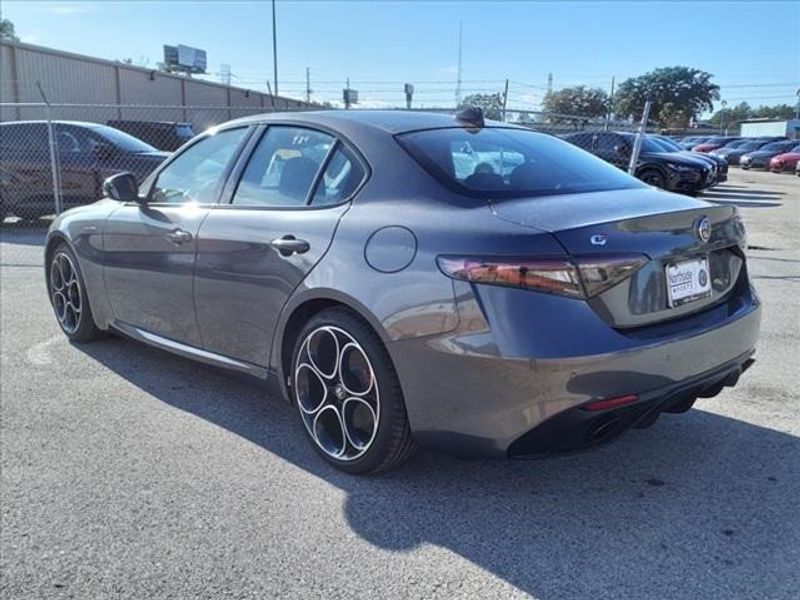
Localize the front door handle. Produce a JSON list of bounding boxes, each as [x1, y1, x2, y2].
[[165, 229, 193, 245], [270, 235, 310, 256]]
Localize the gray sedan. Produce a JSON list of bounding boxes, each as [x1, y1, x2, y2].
[[45, 110, 761, 474]]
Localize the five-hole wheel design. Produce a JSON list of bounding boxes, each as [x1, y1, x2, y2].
[[294, 326, 380, 461], [50, 251, 82, 334]]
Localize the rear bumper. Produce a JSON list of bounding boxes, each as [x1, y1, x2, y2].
[[507, 352, 755, 457], [389, 282, 761, 458]]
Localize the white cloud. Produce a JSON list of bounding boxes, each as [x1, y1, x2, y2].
[[48, 4, 96, 16], [20, 33, 41, 44]]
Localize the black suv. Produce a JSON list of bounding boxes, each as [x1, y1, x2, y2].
[[0, 121, 168, 222], [107, 120, 195, 151], [563, 131, 713, 195]]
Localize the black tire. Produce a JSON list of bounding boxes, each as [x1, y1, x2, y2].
[[47, 243, 102, 343], [290, 307, 415, 474], [639, 168, 667, 189]]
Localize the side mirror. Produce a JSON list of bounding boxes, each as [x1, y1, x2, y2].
[[103, 172, 140, 203]]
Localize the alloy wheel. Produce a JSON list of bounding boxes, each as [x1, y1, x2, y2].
[[50, 252, 82, 334], [294, 326, 380, 461]]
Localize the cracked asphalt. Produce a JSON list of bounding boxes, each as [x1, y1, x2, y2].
[[1, 169, 798, 599]]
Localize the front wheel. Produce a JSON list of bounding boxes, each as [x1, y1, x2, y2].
[[291, 308, 415, 474], [639, 168, 666, 189], [48, 243, 102, 343]]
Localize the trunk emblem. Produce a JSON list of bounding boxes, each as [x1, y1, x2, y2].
[[590, 234, 608, 246], [696, 217, 712, 243]]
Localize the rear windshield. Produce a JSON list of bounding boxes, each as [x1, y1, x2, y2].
[[397, 127, 643, 198]]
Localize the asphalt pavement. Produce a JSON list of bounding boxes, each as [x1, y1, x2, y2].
[[1, 168, 798, 599]]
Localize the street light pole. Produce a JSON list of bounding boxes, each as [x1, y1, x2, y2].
[[272, 0, 278, 97]]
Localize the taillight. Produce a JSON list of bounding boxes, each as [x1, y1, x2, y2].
[[437, 254, 647, 299]]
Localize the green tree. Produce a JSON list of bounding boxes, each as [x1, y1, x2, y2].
[[542, 86, 609, 120], [1, 18, 19, 41], [614, 66, 720, 128], [710, 101, 752, 127], [458, 92, 504, 121], [751, 104, 796, 120]]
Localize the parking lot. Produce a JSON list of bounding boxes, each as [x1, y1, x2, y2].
[[1, 168, 798, 599]]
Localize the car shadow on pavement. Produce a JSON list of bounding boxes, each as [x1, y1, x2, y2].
[[76, 335, 800, 600]]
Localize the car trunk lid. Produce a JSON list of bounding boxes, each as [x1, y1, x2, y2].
[[490, 188, 747, 328]]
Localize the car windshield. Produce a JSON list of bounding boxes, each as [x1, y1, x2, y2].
[[91, 125, 158, 153], [397, 127, 643, 199], [739, 141, 764, 150], [761, 141, 795, 152]]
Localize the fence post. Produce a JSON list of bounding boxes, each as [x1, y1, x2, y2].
[[628, 98, 651, 176], [36, 82, 63, 216]]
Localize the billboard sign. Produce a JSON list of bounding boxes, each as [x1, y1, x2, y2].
[[163, 44, 207, 74]]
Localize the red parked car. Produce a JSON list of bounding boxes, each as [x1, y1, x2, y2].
[[768, 145, 800, 172], [692, 136, 741, 153]]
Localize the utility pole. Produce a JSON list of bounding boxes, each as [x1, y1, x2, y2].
[[272, 0, 279, 96], [455, 21, 463, 106], [502, 78, 509, 122], [547, 72, 553, 96], [305, 67, 312, 105], [345, 77, 351, 109]]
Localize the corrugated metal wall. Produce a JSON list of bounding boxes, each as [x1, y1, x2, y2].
[[0, 41, 311, 130]]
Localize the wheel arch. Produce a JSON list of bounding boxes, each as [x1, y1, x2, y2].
[[273, 290, 391, 403], [44, 232, 72, 282]]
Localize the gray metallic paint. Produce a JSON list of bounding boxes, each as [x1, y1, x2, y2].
[[45, 110, 761, 458]]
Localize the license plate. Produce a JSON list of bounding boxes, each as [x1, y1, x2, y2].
[[666, 257, 712, 307]]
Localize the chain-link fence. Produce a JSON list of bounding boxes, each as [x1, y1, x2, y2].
[[1, 100, 683, 268]]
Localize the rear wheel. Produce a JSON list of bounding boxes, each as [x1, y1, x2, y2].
[[291, 308, 415, 474], [639, 168, 666, 189], [48, 243, 101, 343]]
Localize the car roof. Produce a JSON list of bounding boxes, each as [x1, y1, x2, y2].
[[221, 110, 515, 135], [0, 120, 108, 129]]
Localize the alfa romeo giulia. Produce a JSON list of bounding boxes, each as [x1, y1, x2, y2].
[[45, 109, 761, 474]]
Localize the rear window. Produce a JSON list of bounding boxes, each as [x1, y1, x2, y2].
[[397, 127, 643, 198]]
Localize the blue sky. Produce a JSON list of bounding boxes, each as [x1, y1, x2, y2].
[[3, 1, 799, 112]]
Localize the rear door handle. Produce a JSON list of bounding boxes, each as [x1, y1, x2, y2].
[[270, 235, 310, 256], [165, 229, 193, 245]]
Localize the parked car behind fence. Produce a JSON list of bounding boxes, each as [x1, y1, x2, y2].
[[0, 121, 167, 223], [107, 120, 195, 151]]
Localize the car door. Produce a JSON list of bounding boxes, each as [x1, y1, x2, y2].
[[0, 123, 52, 218], [194, 124, 366, 366], [102, 126, 251, 347]]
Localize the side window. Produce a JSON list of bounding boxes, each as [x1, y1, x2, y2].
[[311, 145, 365, 206], [232, 126, 333, 207], [151, 128, 247, 205]]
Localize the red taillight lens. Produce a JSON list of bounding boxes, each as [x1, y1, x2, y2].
[[437, 254, 647, 299], [437, 257, 584, 298], [581, 394, 639, 411]]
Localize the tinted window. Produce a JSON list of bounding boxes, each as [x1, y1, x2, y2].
[[399, 127, 643, 198], [312, 145, 365, 206], [233, 126, 333, 207], [151, 127, 247, 204]]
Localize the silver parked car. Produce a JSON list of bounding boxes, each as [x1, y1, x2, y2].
[[45, 110, 761, 474]]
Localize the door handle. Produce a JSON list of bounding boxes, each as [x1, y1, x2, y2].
[[270, 235, 310, 256], [165, 229, 193, 245]]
